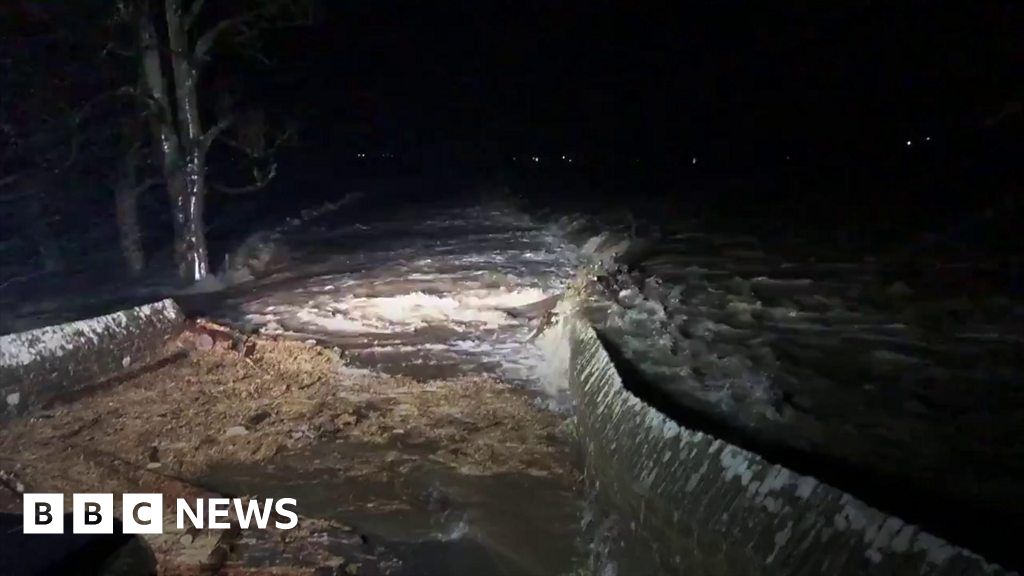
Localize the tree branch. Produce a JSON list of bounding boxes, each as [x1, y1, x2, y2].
[[267, 126, 295, 154], [75, 86, 158, 121], [50, 85, 155, 173], [184, 0, 208, 31], [0, 173, 24, 189], [128, 176, 164, 194], [217, 136, 251, 156], [211, 162, 277, 195], [194, 14, 253, 63], [200, 116, 234, 154], [192, 1, 314, 65], [219, 126, 294, 158], [100, 41, 135, 59]]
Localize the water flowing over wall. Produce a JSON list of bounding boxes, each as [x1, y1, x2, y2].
[[0, 299, 184, 418], [0, 282, 1014, 574], [553, 309, 1012, 575]]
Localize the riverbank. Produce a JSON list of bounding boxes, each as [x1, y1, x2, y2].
[[0, 321, 584, 575]]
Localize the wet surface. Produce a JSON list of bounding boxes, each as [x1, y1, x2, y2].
[[5, 177, 1020, 570], [573, 220, 1024, 567], [182, 191, 578, 388], [171, 194, 599, 572], [2, 331, 595, 575], [202, 441, 586, 576]]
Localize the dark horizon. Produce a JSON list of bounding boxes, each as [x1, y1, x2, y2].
[[253, 1, 1024, 163]]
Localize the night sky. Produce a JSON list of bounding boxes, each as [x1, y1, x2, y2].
[[258, 1, 1023, 164]]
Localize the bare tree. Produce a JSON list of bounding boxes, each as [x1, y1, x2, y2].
[[2, 1, 150, 279], [113, 123, 162, 275], [133, 0, 310, 282], [0, 42, 88, 275], [2, 0, 308, 284]]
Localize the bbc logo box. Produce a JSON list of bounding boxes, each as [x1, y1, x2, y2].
[[22, 494, 64, 534], [23, 493, 163, 535], [23, 493, 297, 534]]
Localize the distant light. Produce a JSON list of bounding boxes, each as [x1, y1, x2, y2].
[[568, 158, 573, 163], [906, 140, 912, 147], [532, 156, 539, 163], [561, 155, 566, 160], [925, 136, 931, 142], [785, 155, 791, 161], [691, 157, 697, 165], [512, 156, 517, 161]]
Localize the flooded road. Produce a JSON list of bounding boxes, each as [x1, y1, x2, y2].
[[170, 189, 616, 574], [176, 182, 1022, 569], [5, 176, 1018, 572], [188, 189, 578, 390], [203, 442, 586, 576]]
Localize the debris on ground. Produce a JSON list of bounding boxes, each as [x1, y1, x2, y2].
[[0, 320, 579, 575]]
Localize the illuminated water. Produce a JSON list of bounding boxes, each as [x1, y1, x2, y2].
[[184, 191, 579, 394]]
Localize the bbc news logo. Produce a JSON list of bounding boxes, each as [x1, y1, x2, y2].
[[23, 493, 298, 534]]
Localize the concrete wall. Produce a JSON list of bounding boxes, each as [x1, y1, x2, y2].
[[559, 311, 1012, 576], [1, 299, 184, 418]]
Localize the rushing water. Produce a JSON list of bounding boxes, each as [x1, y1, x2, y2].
[[180, 189, 631, 574], [5, 174, 1017, 570], [556, 203, 1024, 567], [186, 190, 578, 392]]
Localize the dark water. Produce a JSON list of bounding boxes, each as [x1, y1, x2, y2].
[[202, 442, 590, 576], [514, 172, 1024, 569]]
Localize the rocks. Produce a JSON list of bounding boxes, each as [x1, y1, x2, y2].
[[617, 287, 642, 308], [246, 410, 272, 427], [195, 333, 215, 351], [223, 426, 249, 438]]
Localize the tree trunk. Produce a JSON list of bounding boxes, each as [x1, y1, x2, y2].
[[167, 176, 189, 276], [138, 1, 187, 274], [22, 173, 63, 272], [28, 198, 62, 273], [177, 150, 209, 281], [166, 0, 210, 281], [137, 0, 210, 282], [115, 147, 145, 275]]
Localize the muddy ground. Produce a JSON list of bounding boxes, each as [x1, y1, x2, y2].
[[0, 321, 582, 575]]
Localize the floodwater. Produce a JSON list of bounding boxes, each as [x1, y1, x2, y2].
[[203, 442, 589, 576], [184, 189, 578, 392], [5, 174, 1018, 570], [179, 188, 632, 574], [564, 205, 1024, 567], [175, 183, 1022, 569]]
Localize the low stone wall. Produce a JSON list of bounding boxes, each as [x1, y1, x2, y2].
[[1, 299, 184, 418], [559, 311, 1011, 575]]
